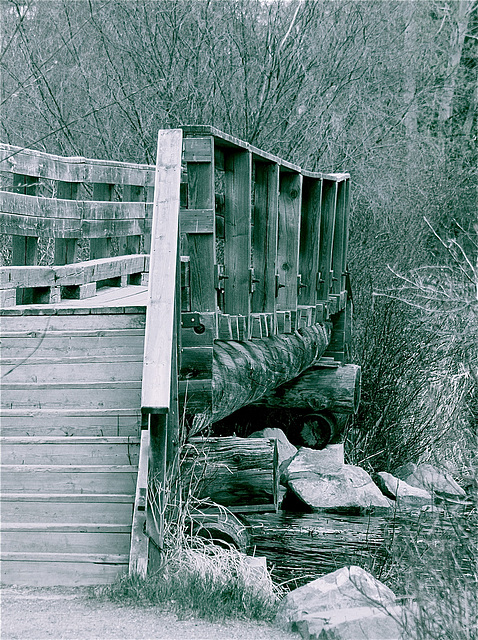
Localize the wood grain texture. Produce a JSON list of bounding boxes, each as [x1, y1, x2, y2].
[[224, 149, 252, 317], [252, 162, 279, 313], [317, 180, 338, 301], [141, 129, 182, 411], [299, 177, 322, 306], [277, 172, 302, 312]]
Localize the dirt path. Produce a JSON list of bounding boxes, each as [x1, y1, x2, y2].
[[1, 586, 298, 640]]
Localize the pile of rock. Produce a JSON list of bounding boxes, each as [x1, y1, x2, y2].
[[248, 428, 468, 513], [276, 565, 409, 639]]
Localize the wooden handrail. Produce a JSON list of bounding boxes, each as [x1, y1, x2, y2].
[[141, 129, 183, 413]]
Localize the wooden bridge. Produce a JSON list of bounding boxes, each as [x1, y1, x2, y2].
[[0, 126, 357, 586]]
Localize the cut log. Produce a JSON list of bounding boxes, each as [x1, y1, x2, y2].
[[211, 324, 330, 423], [181, 437, 279, 510], [252, 364, 361, 415]]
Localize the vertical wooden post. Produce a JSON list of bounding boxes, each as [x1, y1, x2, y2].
[[298, 177, 322, 307], [277, 171, 302, 318], [141, 129, 183, 555], [252, 162, 279, 314], [12, 175, 39, 304], [185, 137, 216, 312], [317, 180, 338, 302], [90, 183, 113, 259], [332, 180, 347, 295], [54, 181, 79, 265], [341, 179, 351, 292], [121, 185, 143, 255], [224, 149, 252, 318]]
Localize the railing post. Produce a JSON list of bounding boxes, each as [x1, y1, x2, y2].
[[277, 170, 302, 325], [298, 176, 322, 308], [90, 183, 113, 259], [54, 181, 79, 265], [11, 175, 39, 304], [252, 162, 279, 316], [223, 149, 252, 323], [332, 179, 348, 296], [317, 179, 338, 303]]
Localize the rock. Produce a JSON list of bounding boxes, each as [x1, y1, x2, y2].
[[284, 448, 392, 513], [298, 605, 405, 639], [395, 462, 466, 499], [276, 565, 403, 639], [375, 471, 433, 508], [248, 428, 297, 482]]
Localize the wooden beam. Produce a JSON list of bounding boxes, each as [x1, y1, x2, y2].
[[129, 428, 150, 576], [277, 171, 302, 316], [252, 162, 279, 314], [298, 177, 322, 307], [224, 149, 252, 317], [332, 179, 348, 295], [317, 180, 337, 301], [141, 128, 182, 412]]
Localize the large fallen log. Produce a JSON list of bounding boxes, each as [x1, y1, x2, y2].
[[211, 324, 330, 423], [252, 364, 361, 414], [181, 436, 279, 510]]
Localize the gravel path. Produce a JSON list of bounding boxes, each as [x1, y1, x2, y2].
[[1, 586, 298, 640]]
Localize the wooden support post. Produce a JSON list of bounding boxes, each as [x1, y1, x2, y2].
[[90, 183, 113, 259], [332, 180, 347, 296], [54, 181, 79, 265], [317, 180, 337, 302], [121, 185, 143, 255], [277, 171, 302, 320], [252, 162, 279, 316], [298, 177, 322, 307], [224, 149, 252, 318], [341, 180, 351, 292], [11, 176, 39, 304]]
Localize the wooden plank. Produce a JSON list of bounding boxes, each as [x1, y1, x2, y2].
[[0, 143, 155, 186], [0, 559, 127, 587], [252, 162, 279, 314], [178, 379, 212, 413], [0, 265, 55, 289], [340, 180, 351, 291], [54, 181, 79, 264], [141, 129, 182, 412], [1, 466, 137, 493], [331, 179, 348, 295], [129, 424, 150, 576], [180, 346, 214, 380], [1, 531, 131, 555], [1, 499, 133, 524], [317, 179, 337, 301], [53, 255, 146, 286], [0, 336, 145, 358], [0, 360, 143, 383], [224, 149, 252, 317], [1, 441, 140, 466], [2, 385, 141, 410], [183, 137, 213, 163], [0, 312, 146, 332], [298, 177, 322, 306], [277, 171, 302, 312], [186, 138, 216, 312], [179, 208, 214, 233], [90, 183, 113, 259]]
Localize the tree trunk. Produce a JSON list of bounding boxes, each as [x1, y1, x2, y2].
[[181, 436, 279, 510], [211, 324, 331, 422], [252, 364, 361, 414]]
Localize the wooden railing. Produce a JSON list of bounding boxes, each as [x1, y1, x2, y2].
[[1, 126, 352, 416]]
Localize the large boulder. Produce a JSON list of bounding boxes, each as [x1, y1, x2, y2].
[[284, 447, 392, 513], [248, 428, 297, 482], [394, 462, 466, 499], [375, 471, 433, 509], [276, 565, 404, 639]]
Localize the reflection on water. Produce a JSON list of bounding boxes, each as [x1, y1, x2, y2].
[[244, 508, 470, 589]]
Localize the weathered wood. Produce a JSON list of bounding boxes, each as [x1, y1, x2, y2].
[[0, 558, 127, 587], [224, 149, 252, 317], [0, 143, 155, 186], [211, 323, 330, 423], [1, 497, 133, 524], [141, 130, 182, 411], [181, 436, 278, 509], [252, 162, 279, 313], [299, 177, 322, 306], [253, 364, 361, 414], [129, 428, 150, 576], [317, 180, 337, 301], [277, 171, 302, 314], [185, 137, 216, 312], [2, 531, 131, 555], [331, 180, 347, 295]]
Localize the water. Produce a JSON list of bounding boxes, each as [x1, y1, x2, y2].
[[244, 507, 474, 590]]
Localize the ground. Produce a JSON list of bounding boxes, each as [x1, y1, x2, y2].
[[0, 586, 298, 640]]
